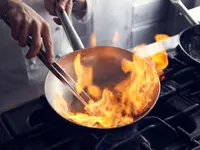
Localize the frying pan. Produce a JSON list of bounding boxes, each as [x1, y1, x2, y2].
[[44, 8, 161, 130], [170, 0, 200, 65], [48, 0, 200, 131], [2, 6, 161, 131]]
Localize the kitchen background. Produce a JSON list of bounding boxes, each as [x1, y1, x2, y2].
[[1, 0, 200, 114], [73, 0, 200, 49]]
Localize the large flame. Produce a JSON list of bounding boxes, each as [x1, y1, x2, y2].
[[74, 54, 93, 94], [53, 33, 170, 128], [133, 34, 170, 76], [90, 31, 120, 47]]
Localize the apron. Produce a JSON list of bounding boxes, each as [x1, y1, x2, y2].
[[0, 0, 94, 112]]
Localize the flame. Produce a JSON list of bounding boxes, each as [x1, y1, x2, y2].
[[74, 54, 93, 94], [133, 34, 170, 76], [153, 34, 169, 75], [112, 32, 120, 43], [90, 31, 120, 47], [53, 34, 170, 128], [90, 32, 96, 47], [87, 85, 101, 99], [114, 54, 158, 116]]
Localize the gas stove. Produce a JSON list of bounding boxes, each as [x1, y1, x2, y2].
[[1, 37, 200, 150]]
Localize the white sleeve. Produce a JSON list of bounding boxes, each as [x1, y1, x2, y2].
[[72, 0, 96, 23]]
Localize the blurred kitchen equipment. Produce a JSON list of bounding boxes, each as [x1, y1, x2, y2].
[[170, 0, 200, 65]]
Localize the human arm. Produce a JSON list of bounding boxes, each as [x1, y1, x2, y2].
[[44, 0, 95, 25], [0, 0, 54, 63]]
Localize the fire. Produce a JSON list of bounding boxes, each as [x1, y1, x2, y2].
[[114, 54, 159, 116], [90, 31, 120, 47], [90, 32, 96, 47], [74, 54, 93, 94], [153, 34, 169, 75], [112, 32, 120, 43], [133, 34, 170, 75], [53, 34, 170, 128]]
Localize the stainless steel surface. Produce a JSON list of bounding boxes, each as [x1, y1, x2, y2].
[[132, 35, 179, 58], [132, 0, 169, 27], [93, 0, 132, 49], [131, 0, 170, 47], [44, 46, 160, 129], [55, 7, 84, 50], [170, 0, 199, 25]]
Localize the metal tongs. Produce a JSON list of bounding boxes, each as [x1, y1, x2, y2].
[[2, 5, 90, 106]]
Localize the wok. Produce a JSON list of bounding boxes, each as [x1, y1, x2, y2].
[[170, 0, 200, 66], [2, 7, 160, 130]]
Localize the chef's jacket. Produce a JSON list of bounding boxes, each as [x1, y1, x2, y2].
[[0, 0, 94, 111]]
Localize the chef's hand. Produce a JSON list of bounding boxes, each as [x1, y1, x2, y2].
[[44, 0, 73, 25], [1, 0, 54, 63], [45, 0, 87, 25]]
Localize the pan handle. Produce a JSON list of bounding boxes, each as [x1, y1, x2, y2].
[[170, 0, 199, 26], [55, 4, 85, 51]]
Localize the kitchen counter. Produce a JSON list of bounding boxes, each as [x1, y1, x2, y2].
[[1, 6, 200, 113]]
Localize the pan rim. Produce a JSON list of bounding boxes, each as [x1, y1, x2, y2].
[[178, 24, 200, 64], [44, 46, 161, 130]]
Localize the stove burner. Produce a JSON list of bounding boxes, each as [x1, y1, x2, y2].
[[93, 125, 138, 145], [0, 119, 13, 148], [95, 117, 179, 150]]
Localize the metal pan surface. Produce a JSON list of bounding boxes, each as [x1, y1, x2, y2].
[[44, 46, 161, 130]]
